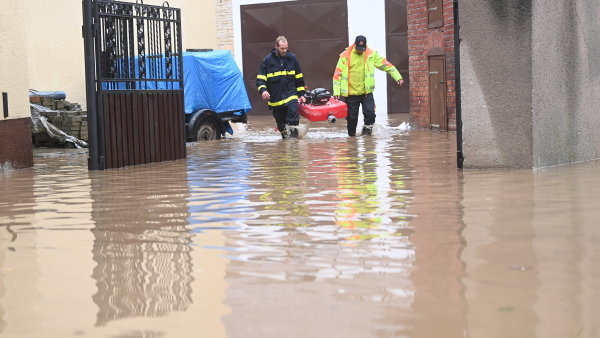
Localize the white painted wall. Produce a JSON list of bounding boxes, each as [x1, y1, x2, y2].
[[347, 0, 388, 125], [232, 0, 389, 125]]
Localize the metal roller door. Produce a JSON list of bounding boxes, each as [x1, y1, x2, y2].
[[386, 0, 410, 114], [241, 0, 348, 115]]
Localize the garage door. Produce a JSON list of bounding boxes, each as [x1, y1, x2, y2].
[[386, 0, 410, 113], [241, 0, 348, 115]]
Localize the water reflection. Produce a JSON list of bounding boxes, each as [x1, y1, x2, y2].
[[462, 169, 537, 337], [248, 140, 312, 227], [220, 127, 421, 338], [187, 142, 254, 229], [0, 115, 599, 337], [0, 169, 36, 334], [89, 161, 193, 326], [531, 163, 600, 337], [0, 154, 96, 337], [405, 131, 467, 337]]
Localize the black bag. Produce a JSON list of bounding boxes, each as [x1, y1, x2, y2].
[[305, 88, 331, 105]]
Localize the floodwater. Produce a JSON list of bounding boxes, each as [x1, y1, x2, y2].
[[1, 114, 599, 338]]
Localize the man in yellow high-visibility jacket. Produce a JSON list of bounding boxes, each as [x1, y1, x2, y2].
[[333, 35, 404, 136]]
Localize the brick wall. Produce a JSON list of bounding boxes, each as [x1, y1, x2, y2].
[[407, 0, 456, 131], [216, 0, 234, 54]]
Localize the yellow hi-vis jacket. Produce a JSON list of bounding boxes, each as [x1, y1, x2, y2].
[[332, 44, 402, 97]]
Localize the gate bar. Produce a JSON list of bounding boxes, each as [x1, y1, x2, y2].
[[83, 0, 104, 170]]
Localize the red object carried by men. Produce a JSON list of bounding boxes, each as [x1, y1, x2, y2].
[[298, 97, 348, 122]]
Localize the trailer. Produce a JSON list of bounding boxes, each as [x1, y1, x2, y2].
[[182, 50, 252, 141]]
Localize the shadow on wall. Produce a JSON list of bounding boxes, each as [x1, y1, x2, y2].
[[563, 2, 581, 162], [489, 0, 531, 23], [466, 0, 533, 168]]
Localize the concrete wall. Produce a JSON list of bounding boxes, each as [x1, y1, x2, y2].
[[22, 0, 217, 110], [0, 0, 33, 170], [532, 0, 600, 167], [460, 0, 600, 168], [460, 1, 533, 169]]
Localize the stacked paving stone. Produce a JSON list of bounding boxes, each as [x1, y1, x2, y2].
[[30, 96, 88, 147]]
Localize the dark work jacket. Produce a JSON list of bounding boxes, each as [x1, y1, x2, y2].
[[256, 49, 306, 108]]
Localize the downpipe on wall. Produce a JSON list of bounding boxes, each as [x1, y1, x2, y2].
[[454, 0, 464, 169]]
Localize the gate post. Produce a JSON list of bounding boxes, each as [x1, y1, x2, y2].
[[82, 0, 104, 170]]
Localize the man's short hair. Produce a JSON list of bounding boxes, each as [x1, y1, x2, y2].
[[275, 36, 288, 46]]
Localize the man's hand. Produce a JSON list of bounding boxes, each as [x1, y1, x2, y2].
[[298, 95, 306, 103], [397, 79, 404, 87], [261, 91, 270, 100]]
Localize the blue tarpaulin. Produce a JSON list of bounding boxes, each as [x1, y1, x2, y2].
[[183, 50, 251, 115], [101, 50, 251, 115]]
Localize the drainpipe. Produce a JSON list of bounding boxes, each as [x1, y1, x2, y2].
[[454, 0, 464, 169]]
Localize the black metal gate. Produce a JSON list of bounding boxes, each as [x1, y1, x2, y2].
[[83, 0, 185, 170]]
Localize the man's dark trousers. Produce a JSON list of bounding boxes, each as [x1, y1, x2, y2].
[[272, 100, 299, 131], [345, 93, 375, 136]]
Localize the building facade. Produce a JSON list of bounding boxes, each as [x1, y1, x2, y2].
[[407, 0, 456, 131]]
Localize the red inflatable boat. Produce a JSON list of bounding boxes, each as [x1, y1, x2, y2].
[[298, 98, 348, 122]]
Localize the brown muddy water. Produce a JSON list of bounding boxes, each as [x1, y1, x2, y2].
[[1, 114, 599, 338]]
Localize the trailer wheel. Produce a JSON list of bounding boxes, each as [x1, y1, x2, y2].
[[195, 119, 221, 141]]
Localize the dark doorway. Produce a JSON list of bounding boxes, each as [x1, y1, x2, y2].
[[385, 0, 410, 114], [240, 0, 348, 115], [428, 56, 447, 130]]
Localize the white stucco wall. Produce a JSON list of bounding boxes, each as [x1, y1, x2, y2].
[[233, 0, 389, 124], [347, 0, 388, 125], [0, 0, 30, 120], [22, 0, 216, 110]]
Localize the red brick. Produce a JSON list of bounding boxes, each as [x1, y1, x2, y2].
[[407, 0, 456, 129]]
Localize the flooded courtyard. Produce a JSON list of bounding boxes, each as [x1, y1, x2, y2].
[[1, 114, 599, 338]]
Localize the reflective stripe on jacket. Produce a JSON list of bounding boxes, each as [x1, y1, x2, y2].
[[256, 49, 306, 107], [332, 44, 402, 97]]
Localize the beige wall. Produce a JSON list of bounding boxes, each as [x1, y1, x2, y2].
[[23, 2, 85, 110], [176, 0, 218, 51], [22, 0, 217, 110], [0, 0, 30, 120]]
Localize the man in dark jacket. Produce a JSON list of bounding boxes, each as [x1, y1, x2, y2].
[[256, 36, 306, 139]]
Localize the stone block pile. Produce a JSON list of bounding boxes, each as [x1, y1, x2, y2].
[[30, 96, 88, 147]]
